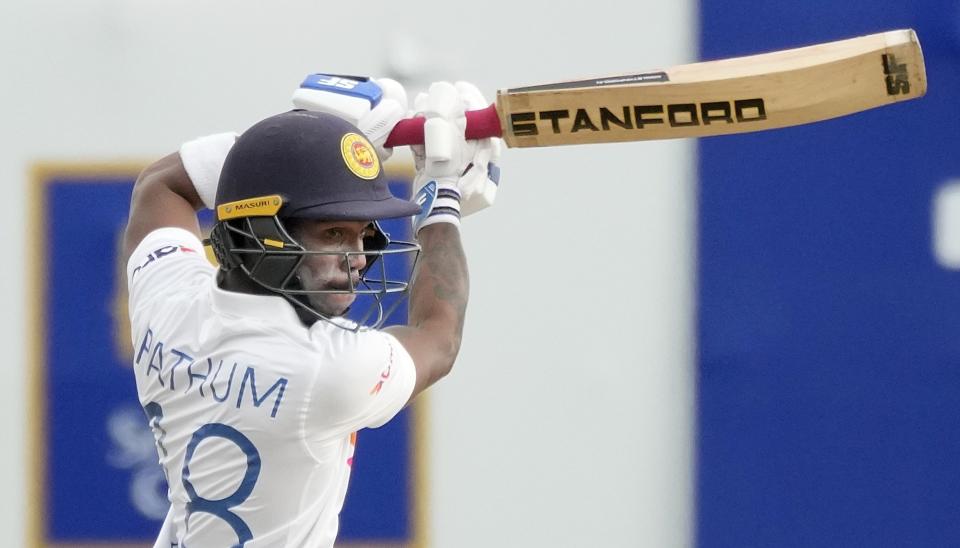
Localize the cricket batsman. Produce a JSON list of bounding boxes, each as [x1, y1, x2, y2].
[[123, 78, 500, 547]]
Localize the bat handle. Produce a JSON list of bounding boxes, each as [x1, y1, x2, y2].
[[383, 104, 503, 148]]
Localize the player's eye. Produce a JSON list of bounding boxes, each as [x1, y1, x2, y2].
[[325, 228, 344, 242]]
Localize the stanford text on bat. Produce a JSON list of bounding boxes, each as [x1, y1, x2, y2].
[[508, 98, 768, 136]]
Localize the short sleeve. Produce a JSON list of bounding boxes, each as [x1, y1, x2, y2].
[[307, 329, 417, 438], [126, 227, 213, 313]]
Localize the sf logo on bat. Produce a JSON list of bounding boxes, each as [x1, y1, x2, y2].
[[508, 98, 768, 137], [882, 53, 911, 95]]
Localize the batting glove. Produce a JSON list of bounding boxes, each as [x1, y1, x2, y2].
[[411, 81, 502, 233], [292, 74, 408, 161], [452, 82, 502, 217]]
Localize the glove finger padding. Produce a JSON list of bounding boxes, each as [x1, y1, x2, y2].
[[454, 81, 488, 111], [454, 81, 503, 217], [362, 78, 408, 161], [422, 81, 466, 123], [375, 77, 408, 106], [413, 90, 429, 113], [459, 138, 501, 217], [419, 81, 476, 180], [291, 75, 408, 162], [411, 80, 504, 232]]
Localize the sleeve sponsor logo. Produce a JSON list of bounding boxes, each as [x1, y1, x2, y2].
[[369, 340, 395, 396], [131, 244, 198, 279], [369, 364, 392, 396]]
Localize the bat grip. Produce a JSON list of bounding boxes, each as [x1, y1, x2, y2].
[[383, 103, 502, 148]]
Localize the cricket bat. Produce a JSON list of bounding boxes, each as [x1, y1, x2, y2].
[[374, 29, 925, 148]]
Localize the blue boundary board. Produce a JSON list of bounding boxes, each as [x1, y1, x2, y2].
[[697, 4, 960, 547], [34, 167, 420, 546]]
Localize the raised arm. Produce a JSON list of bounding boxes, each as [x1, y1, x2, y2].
[[122, 152, 204, 263], [385, 81, 502, 401], [123, 130, 238, 263], [386, 223, 469, 400]]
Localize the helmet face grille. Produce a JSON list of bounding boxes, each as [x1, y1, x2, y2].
[[208, 112, 426, 330], [209, 215, 420, 330]]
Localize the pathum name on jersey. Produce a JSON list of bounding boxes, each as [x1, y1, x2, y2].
[[135, 328, 289, 419]]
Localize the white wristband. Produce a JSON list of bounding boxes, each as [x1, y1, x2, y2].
[[413, 180, 461, 233], [178, 132, 238, 209]]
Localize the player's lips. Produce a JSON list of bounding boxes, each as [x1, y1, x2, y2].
[[314, 276, 360, 292]]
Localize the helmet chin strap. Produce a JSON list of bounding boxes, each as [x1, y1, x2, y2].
[[287, 273, 324, 327], [217, 268, 274, 297], [292, 298, 324, 327]]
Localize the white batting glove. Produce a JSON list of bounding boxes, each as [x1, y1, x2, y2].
[[452, 81, 502, 216], [410, 81, 502, 232], [179, 75, 409, 211], [292, 74, 408, 161]]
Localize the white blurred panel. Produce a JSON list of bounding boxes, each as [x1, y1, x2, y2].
[[0, 1, 695, 546], [933, 180, 960, 269], [388, 2, 697, 547]]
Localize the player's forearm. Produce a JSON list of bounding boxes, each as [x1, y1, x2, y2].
[[137, 152, 205, 209], [123, 153, 204, 261], [407, 223, 469, 362]]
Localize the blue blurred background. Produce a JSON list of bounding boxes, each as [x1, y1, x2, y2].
[[699, 2, 960, 547], [6, 0, 957, 546]]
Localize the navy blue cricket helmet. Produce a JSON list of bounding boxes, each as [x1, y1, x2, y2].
[[208, 110, 421, 329]]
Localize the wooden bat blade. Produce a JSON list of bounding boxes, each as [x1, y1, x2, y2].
[[496, 29, 926, 147]]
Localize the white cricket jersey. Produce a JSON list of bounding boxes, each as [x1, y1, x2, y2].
[[126, 227, 416, 548]]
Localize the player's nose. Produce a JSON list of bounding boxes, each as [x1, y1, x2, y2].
[[347, 251, 366, 272]]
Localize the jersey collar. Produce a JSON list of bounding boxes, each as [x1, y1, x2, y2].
[[210, 279, 304, 326]]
